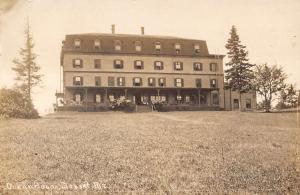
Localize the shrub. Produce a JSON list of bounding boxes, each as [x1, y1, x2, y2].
[[109, 97, 135, 112], [0, 88, 39, 119]]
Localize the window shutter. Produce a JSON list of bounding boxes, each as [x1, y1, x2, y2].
[[73, 77, 75, 85], [181, 62, 183, 70], [72, 59, 75, 68], [141, 61, 144, 69], [80, 77, 83, 85], [163, 78, 166, 87], [140, 77, 143, 86], [174, 79, 177, 87], [182, 79, 184, 87], [80, 59, 83, 68]]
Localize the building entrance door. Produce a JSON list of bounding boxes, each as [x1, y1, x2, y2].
[[135, 94, 142, 105]]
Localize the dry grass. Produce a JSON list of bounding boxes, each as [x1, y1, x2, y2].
[[0, 111, 299, 194]]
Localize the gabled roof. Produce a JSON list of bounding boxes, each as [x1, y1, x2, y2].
[[61, 33, 224, 58]]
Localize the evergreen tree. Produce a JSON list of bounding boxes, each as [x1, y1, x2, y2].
[[225, 26, 255, 110], [12, 22, 42, 101]]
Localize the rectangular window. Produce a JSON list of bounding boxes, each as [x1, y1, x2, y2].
[[114, 59, 123, 69], [210, 79, 217, 88], [108, 76, 115, 86], [134, 60, 144, 69], [154, 61, 164, 70], [95, 94, 101, 103], [193, 62, 202, 71], [133, 77, 142, 86], [246, 99, 251, 109], [117, 77, 125, 86], [174, 61, 183, 70], [73, 59, 83, 68], [94, 40, 101, 49], [94, 59, 101, 69], [210, 63, 217, 72], [175, 78, 183, 87], [73, 76, 83, 86], [148, 77, 155, 87], [194, 44, 200, 53], [95, 76, 101, 86], [212, 94, 219, 105], [158, 78, 166, 87], [74, 39, 81, 48], [75, 94, 81, 103], [196, 79, 202, 88]]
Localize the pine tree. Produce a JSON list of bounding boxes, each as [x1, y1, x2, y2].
[[12, 22, 42, 101], [225, 26, 254, 110]]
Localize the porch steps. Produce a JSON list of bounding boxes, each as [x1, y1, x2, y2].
[[136, 105, 152, 113]]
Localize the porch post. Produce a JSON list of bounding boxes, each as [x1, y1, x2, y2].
[[198, 89, 201, 106], [85, 88, 88, 112], [208, 90, 211, 107], [104, 88, 108, 104], [124, 89, 128, 98]]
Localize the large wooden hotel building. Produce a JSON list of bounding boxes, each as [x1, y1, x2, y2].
[[59, 26, 256, 111]]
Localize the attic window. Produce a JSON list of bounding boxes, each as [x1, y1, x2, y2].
[[94, 40, 101, 49], [194, 44, 200, 53], [175, 43, 181, 54], [155, 42, 161, 52], [74, 39, 81, 48]]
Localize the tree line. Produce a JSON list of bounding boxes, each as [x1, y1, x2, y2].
[[225, 25, 299, 112]]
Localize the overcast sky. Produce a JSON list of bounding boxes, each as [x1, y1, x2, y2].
[[0, 0, 299, 113]]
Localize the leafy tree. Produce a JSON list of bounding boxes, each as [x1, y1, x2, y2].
[[283, 84, 298, 108], [253, 64, 287, 112], [225, 25, 255, 110], [12, 22, 42, 101]]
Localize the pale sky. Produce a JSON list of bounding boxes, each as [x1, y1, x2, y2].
[[0, 0, 300, 114]]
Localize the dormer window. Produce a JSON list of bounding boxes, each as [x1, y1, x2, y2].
[[194, 44, 200, 53], [74, 39, 81, 48], [94, 40, 101, 49], [135, 41, 142, 52], [115, 40, 121, 51], [155, 42, 161, 52], [175, 43, 181, 54]]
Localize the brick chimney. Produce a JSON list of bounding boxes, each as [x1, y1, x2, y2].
[[141, 26, 145, 35], [111, 24, 115, 34]]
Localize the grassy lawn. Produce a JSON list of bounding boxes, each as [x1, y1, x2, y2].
[[0, 111, 299, 194]]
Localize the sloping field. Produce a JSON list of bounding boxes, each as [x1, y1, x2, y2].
[[0, 111, 299, 194]]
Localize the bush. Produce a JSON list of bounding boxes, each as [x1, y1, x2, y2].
[[109, 97, 135, 112], [0, 88, 39, 119]]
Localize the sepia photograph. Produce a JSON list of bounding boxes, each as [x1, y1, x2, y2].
[[0, 0, 299, 194]]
